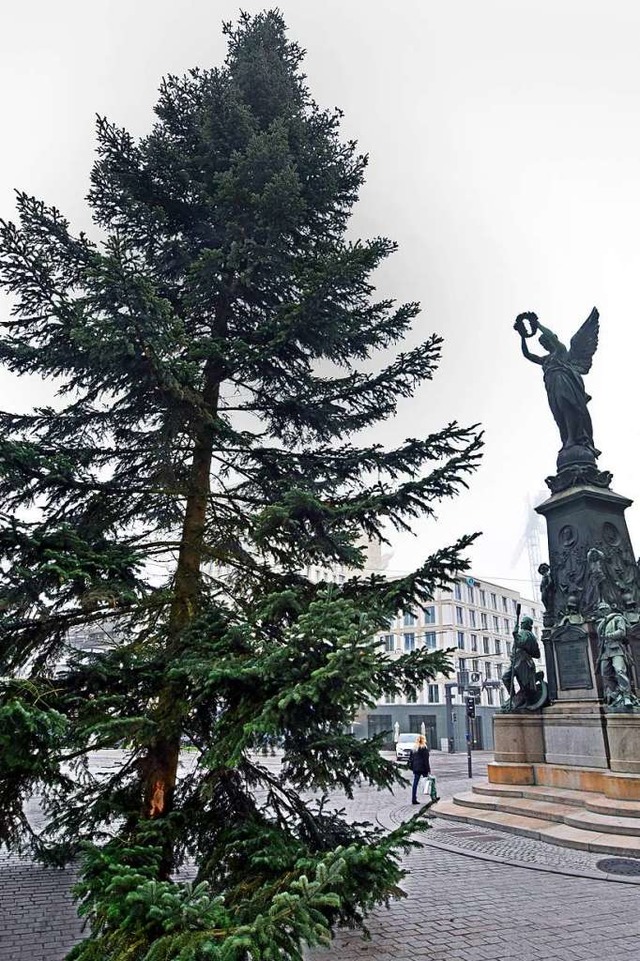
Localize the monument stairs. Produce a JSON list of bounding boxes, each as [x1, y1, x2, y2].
[[435, 765, 640, 858]]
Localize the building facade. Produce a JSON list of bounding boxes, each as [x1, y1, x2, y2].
[[356, 574, 544, 752]]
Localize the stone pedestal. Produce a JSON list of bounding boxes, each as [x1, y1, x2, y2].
[[493, 713, 545, 764], [536, 484, 640, 622], [541, 701, 610, 768], [606, 713, 640, 774]]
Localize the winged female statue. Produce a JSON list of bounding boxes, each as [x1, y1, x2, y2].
[[514, 308, 599, 460]]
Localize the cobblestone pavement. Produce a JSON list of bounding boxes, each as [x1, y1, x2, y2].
[[307, 844, 640, 961], [3, 750, 640, 960]]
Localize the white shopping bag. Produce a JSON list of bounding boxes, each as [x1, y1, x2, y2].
[[422, 775, 437, 801]]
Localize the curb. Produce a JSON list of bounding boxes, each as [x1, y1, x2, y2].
[[375, 802, 640, 886]]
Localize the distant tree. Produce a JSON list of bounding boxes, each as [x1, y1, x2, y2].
[[0, 11, 481, 961]]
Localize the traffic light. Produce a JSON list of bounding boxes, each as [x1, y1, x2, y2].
[[465, 695, 476, 719]]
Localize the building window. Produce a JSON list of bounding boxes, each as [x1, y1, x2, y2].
[[454, 582, 462, 600], [457, 631, 465, 649], [504, 618, 510, 635], [459, 658, 467, 671], [483, 636, 490, 654], [423, 605, 436, 624], [493, 615, 500, 633], [496, 663, 503, 677], [424, 631, 437, 649], [494, 638, 502, 655], [481, 612, 488, 630], [427, 684, 440, 703], [479, 589, 486, 606], [368, 714, 393, 738], [491, 593, 497, 609], [382, 634, 395, 652], [472, 658, 480, 672], [404, 633, 416, 651], [470, 633, 478, 652], [403, 611, 417, 627], [467, 584, 475, 604], [506, 641, 512, 656], [456, 606, 464, 625], [407, 689, 418, 704], [487, 688, 495, 705], [469, 609, 477, 628], [485, 661, 493, 679], [502, 596, 508, 612]]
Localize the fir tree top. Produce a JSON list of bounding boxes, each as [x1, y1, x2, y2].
[[0, 11, 482, 960]]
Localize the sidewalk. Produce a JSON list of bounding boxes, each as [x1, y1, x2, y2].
[[308, 752, 640, 961], [3, 751, 640, 961]]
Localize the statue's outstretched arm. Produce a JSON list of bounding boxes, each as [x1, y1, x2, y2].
[[520, 338, 544, 365]]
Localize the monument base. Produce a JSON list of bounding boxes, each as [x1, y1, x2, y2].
[[494, 703, 640, 773], [607, 712, 640, 774], [541, 701, 610, 768], [492, 713, 544, 765], [487, 760, 640, 801]]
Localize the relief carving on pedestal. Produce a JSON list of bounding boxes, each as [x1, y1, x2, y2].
[[548, 520, 640, 624], [580, 521, 640, 617], [550, 524, 587, 621]]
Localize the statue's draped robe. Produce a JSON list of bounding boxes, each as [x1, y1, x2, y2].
[[542, 350, 595, 450]]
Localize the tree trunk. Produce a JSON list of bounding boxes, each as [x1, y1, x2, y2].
[[140, 355, 222, 874]]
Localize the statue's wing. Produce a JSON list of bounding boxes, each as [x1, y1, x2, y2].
[[568, 307, 599, 374]]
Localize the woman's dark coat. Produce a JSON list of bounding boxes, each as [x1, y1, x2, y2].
[[409, 746, 431, 775]]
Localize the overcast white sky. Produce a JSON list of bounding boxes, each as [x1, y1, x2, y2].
[[1, 0, 640, 598]]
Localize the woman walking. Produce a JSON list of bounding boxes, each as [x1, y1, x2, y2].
[[408, 733, 431, 805]]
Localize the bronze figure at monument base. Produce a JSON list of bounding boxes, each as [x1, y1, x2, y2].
[[595, 603, 640, 713], [501, 616, 549, 713]]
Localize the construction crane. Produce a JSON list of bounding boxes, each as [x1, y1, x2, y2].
[[510, 492, 547, 602]]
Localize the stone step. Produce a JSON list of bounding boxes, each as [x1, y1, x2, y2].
[[459, 793, 575, 823], [585, 796, 640, 818], [462, 789, 640, 834], [434, 798, 640, 857], [563, 809, 640, 837], [435, 799, 555, 839], [472, 783, 527, 799], [474, 779, 640, 817], [473, 782, 588, 807]]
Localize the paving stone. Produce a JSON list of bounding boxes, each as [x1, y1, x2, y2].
[[4, 750, 640, 960]]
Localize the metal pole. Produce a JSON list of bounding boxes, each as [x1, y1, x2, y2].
[[465, 708, 472, 778], [445, 682, 455, 753]]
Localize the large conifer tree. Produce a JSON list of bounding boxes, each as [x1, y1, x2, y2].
[[0, 11, 481, 960]]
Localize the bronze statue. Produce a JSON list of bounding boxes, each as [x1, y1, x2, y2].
[[538, 562, 555, 625], [502, 615, 543, 711], [559, 595, 583, 626], [514, 309, 599, 460], [583, 546, 617, 615], [595, 602, 637, 710]]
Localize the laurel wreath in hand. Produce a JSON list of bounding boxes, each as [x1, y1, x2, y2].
[[514, 311, 539, 338]]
